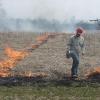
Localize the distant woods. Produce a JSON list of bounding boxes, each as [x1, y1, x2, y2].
[[0, 18, 99, 32], [0, 2, 100, 32]]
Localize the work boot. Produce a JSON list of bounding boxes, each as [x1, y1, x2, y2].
[[71, 75, 78, 80]]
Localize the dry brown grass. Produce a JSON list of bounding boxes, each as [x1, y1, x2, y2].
[[0, 32, 100, 79]]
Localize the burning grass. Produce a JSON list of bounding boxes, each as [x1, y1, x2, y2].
[[0, 47, 28, 77], [86, 67, 100, 81], [0, 32, 100, 81], [0, 33, 54, 78], [0, 32, 100, 100], [5, 47, 28, 60], [36, 34, 49, 44]]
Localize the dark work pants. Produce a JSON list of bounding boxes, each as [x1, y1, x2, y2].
[[70, 51, 79, 76]]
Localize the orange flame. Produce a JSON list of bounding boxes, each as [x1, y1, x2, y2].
[[0, 59, 16, 68], [0, 47, 28, 77], [94, 67, 100, 73], [5, 47, 28, 60], [0, 33, 53, 77], [86, 67, 100, 79], [0, 69, 10, 77], [31, 44, 39, 49], [36, 34, 49, 44]]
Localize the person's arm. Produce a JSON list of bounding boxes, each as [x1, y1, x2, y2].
[[67, 36, 72, 50], [66, 36, 73, 58], [80, 37, 85, 55]]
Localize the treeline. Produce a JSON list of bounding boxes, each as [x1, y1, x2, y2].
[[0, 18, 99, 32]]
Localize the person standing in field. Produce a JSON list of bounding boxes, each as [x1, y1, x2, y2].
[[66, 27, 85, 79]]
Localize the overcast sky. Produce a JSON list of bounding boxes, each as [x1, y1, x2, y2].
[[1, 0, 100, 21]]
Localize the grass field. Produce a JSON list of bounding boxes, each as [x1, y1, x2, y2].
[[0, 32, 100, 100], [0, 81, 100, 100]]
